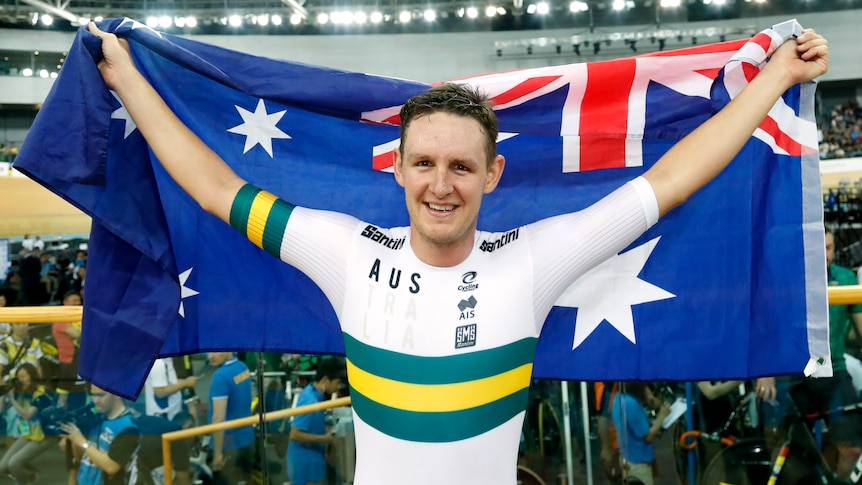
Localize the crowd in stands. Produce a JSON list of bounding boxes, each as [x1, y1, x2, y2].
[[821, 101, 862, 160], [0, 144, 18, 165]]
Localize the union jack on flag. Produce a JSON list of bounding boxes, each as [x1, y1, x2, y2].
[[16, 18, 826, 397]]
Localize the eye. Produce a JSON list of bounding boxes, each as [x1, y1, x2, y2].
[[416, 160, 430, 167]]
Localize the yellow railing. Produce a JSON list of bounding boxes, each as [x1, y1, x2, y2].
[[161, 395, 352, 485]]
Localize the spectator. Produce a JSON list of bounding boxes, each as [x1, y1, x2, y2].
[[52, 291, 86, 411], [132, 411, 192, 485], [60, 384, 140, 485], [0, 363, 53, 484], [208, 352, 254, 485], [18, 249, 44, 305], [143, 357, 197, 421], [611, 382, 671, 485], [0, 323, 44, 448], [288, 357, 344, 485]]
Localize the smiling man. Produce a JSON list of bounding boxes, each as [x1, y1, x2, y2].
[[87, 22, 827, 485]]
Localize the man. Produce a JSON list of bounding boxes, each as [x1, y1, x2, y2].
[[133, 410, 192, 485], [60, 384, 140, 485], [0, 322, 44, 447], [757, 228, 862, 478], [53, 290, 86, 410], [88, 22, 828, 485], [143, 357, 198, 420], [208, 352, 254, 484], [287, 357, 344, 485], [611, 382, 671, 485]]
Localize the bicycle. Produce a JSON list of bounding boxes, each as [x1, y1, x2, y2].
[[674, 390, 759, 484], [699, 400, 862, 485]]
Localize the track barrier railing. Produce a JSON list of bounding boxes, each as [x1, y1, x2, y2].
[[2, 284, 861, 483]]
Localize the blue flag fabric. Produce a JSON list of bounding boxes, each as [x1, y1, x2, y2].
[[16, 18, 828, 398]]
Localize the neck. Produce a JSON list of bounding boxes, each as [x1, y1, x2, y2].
[[409, 227, 475, 267], [106, 405, 126, 420], [313, 381, 326, 394]]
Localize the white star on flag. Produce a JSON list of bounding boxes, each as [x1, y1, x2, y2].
[[178, 268, 199, 318], [227, 99, 291, 157], [110, 91, 137, 139], [118, 17, 163, 37], [555, 237, 675, 349]]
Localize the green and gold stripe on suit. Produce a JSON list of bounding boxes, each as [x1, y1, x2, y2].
[[229, 184, 295, 258], [344, 333, 537, 442]]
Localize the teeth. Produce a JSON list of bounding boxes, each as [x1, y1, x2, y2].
[[429, 203, 454, 212]]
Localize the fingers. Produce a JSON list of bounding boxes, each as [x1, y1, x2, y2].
[[796, 29, 828, 61]]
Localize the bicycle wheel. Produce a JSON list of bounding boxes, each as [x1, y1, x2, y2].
[[700, 438, 772, 485], [700, 438, 821, 485], [538, 399, 562, 458]]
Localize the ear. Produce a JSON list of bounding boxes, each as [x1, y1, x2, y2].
[[483, 154, 505, 194], [393, 149, 405, 188]]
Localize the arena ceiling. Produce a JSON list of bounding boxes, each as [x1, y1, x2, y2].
[[0, 0, 857, 34]]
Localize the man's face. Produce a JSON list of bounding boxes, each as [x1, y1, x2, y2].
[[208, 352, 231, 367], [10, 324, 28, 339], [323, 377, 342, 395], [826, 232, 835, 266], [644, 387, 661, 410], [394, 112, 504, 260], [90, 385, 119, 414]]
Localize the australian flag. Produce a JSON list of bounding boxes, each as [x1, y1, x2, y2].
[[15, 18, 828, 398]]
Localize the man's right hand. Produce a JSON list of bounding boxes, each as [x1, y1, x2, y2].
[[182, 375, 198, 389], [87, 22, 136, 91]]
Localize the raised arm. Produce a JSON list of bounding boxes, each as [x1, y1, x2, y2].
[[643, 29, 828, 217], [88, 22, 246, 223]]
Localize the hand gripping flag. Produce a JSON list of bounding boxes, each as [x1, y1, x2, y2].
[[15, 18, 828, 398]]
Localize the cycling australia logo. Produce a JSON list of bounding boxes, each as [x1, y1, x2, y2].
[[458, 271, 479, 292]]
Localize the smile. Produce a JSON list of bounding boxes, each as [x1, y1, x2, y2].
[[428, 203, 455, 212]]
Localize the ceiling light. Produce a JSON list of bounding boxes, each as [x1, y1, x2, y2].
[[496, 6, 507, 14], [527, 4, 537, 13], [22, 68, 33, 77], [570, 1, 589, 11], [146, 16, 159, 28], [423, 9, 437, 21], [486, 5, 498, 16], [174, 16, 187, 27], [290, 13, 303, 25], [370, 11, 384, 23], [536, 2, 550, 14], [612, 0, 625, 10], [354, 11, 367, 24], [40, 14, 53, 25], [467, 6, 479, 17], [39, 69, 49, 78], [186, 16, 198, 27], [257, 14, 269, 26], [159, 15, 172, 28], [228, 15, 242, 26], [399, 10, 412, 22]]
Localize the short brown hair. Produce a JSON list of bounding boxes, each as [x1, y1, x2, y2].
[[399, 84, 499, 166]]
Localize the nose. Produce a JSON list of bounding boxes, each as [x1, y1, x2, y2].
[[430, 167, 452, 197]]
